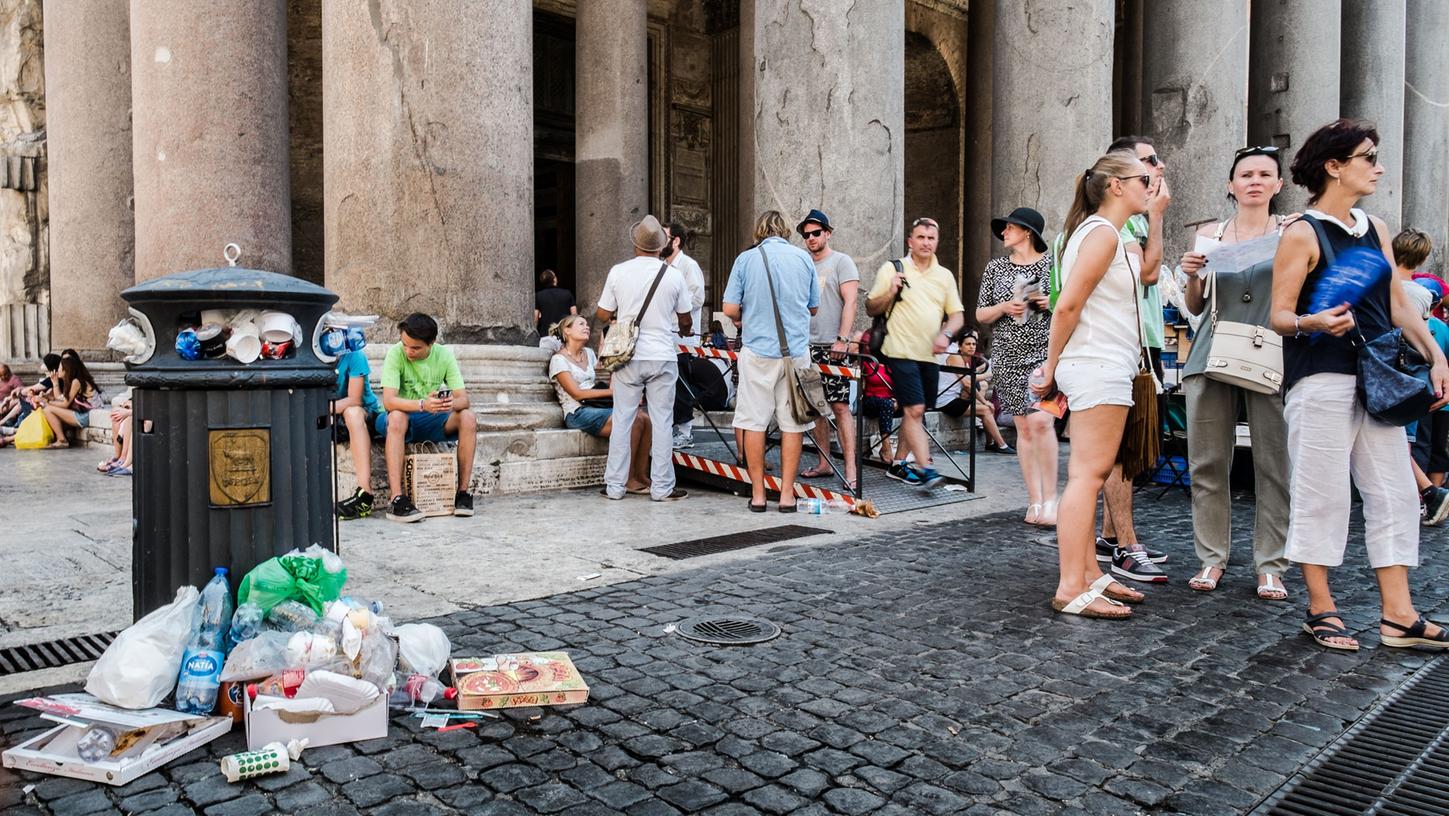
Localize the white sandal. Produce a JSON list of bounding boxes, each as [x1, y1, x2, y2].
[[1188, 565, 1221, 592], [1025, 503, 1042, 525], [1051, 575, 1132, 619], [1256, 573, 1288, 601]]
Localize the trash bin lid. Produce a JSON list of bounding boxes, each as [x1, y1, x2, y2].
[[122, 267, 336, 306]]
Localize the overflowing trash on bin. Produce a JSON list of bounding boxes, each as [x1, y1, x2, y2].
[[1, 545, 589, 787]]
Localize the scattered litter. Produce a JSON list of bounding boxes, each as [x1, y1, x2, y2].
[[663, 623, 678, 635], [419, 713, 449, 729], [577, 572, 602, 581], [437, 721, 477, 733], [220, 739, 306, 783], [451, 653, 589, 711], [942, 484, 969, 492]]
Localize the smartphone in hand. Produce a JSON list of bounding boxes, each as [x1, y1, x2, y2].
[[436, 386, 452, 401]]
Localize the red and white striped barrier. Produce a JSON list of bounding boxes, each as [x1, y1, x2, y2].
[[677, 344, 858, 380], [672, 450, 857, 505]]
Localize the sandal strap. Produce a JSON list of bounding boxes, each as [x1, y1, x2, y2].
[[1308, 619, 1352, 637], [1379, 617, 1445, 640], [1062, 587, 1106, 614], [1305, 611, 1347, 625]]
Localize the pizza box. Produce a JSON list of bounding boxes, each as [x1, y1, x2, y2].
[[243, 689, 388, 750], [450, 652, 589, 711], [1, 693, 232, 787]]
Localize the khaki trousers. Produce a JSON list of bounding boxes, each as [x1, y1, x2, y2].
[[1184, 374, 1290, 574]]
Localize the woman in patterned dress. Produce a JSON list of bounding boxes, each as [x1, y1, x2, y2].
[[976, 207, 1057, 525]]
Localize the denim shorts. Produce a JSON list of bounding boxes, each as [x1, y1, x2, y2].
[[75, 410, 90, 429], [374, 410, 455, 443], [564, 406, 612, 437]]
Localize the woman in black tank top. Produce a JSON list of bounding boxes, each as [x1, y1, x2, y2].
[[1269, 118, 1449, 653]]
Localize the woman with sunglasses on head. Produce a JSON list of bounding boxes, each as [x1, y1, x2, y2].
[[976, 207, 1057, 525], [1176, 146, 1295, 601], [1270, 118, 1449, 652], [1032, 149, 1152, 619]]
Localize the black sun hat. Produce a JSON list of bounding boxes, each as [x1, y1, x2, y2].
[[990, 207, 1048, 253]]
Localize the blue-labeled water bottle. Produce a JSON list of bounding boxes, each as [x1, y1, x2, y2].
[[175, 568, 234, 715]]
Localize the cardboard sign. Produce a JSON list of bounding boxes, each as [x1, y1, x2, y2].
[[404, 452, 456, 516], [450, 652, 589, 711]]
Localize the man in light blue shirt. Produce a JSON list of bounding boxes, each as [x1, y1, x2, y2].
[[723, 210, 820, 512]]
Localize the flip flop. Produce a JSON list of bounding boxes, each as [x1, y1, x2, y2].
[[1093, 575, 1145, 605], [1051, 577, 1132, 620], [747, 500, 767, 513], [799, 465, 833, 479], [1302, 611, 1359, 652]]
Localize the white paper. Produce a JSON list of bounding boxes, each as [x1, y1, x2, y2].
[[15, 694, 202, 730], [1193, 235, 1221, 254], [1202, 233, 1279, 277], [420, 713, 449, 729]]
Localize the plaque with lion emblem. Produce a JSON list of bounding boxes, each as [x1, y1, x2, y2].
[[208, 428, 271, 508]]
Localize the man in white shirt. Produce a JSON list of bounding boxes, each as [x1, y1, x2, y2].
[[663, 222, 707, 448], [596, 215, 694, 501]]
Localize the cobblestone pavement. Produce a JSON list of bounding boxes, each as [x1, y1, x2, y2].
[[4, 492, 1447, 816]]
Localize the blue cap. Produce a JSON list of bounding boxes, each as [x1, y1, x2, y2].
[[797, 209, 832, 235], [214, 567, 228, 576]]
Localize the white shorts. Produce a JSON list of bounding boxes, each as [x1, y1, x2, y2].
[[731, 348, 814, 434], [1055, 359, 1134, 411]]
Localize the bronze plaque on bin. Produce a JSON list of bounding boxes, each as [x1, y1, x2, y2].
[[208, 428, 271, 508]]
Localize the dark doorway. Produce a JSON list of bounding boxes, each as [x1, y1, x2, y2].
[[904, 30, 963, 277], [534, 12, 577, 295]]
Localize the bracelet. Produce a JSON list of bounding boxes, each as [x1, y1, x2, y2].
[[1294, 314, 1308, 337]]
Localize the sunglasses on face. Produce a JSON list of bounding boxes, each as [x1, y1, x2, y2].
[[1117, 174, 1152, 188], [802, 228, 824, 239], [1348, 148, 1380, 165], [1141, 154, 1161, 167]]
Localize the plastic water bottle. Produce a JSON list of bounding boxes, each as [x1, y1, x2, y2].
[[228, 602, 263, 650], [75, 725, 117, 762], [1027, 368, 1046, 407], [175, 568, 233, 715]]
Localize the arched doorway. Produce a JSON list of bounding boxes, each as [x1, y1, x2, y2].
[[904, 30, 964, 277]]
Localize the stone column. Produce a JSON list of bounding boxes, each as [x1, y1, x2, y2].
[[991, 0, 1115, 243], [323, 0, 533, 343], [45, 0, 134, 351], [1342, 0, 1406, 227], [1248, 0, 1342, 214], [1403, 0, 1449, 271], [1142, 0, 1249, 266], [742, 1, 905, 305], [575, 0, 648, 323], [129, 0, 292, 279]]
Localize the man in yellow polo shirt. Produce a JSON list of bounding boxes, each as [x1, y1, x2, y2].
[[865, 217, 965, 488]]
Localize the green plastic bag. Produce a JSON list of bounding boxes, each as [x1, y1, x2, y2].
[[236, 546, 347, 615]]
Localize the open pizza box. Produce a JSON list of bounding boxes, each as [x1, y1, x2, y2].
[[1, 693, 232, 786]]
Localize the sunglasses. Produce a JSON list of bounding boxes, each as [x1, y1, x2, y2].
[[1235, 145, 1281, 158], [911, 217, 938, 230], [802, 228, 825, 239], [1117, 174, 1152, 188], [1348, 147, 1380, 165], [1141, 154, 1161, 167]]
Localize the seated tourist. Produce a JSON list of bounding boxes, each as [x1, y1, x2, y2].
[[0, 363, 20, 402], [97, 390, 134, 476], [936, 330, 1012, 452], [335, 345, 385, 520], [547, 315, 654, 495], [0, 352, 60, 435], [39, 353, 100, 448], [376, 313, 477, 522], [858, 329, 898, 464]]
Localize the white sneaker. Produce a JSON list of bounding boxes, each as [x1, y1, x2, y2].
[[672, 432, 694, 450]]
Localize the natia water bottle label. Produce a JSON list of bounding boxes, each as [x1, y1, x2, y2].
[[182, 650, 224, 683]]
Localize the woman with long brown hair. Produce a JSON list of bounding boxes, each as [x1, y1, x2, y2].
[[1032, 149, 1152, 619], [40, 352, 100, 448]]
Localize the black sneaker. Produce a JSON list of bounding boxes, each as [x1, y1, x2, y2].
[[336, 488, 374, 521], [453, 491, 474, 517], [1423, 486, 1449, 527], [386, 495, 425, 523], [1111, 546, 1169, 583], [885, 462, 925, 486], [1095, 536, 1167, 564], [651, 488, 689, 502]]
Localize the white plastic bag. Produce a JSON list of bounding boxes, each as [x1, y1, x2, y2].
[[85, 586, 200, 709], [394, 623, 451, 677]]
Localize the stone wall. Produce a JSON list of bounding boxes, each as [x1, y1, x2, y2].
[[0, 0, 44, 327]]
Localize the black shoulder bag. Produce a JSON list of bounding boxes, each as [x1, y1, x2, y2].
[[867, 259, 905, 358]]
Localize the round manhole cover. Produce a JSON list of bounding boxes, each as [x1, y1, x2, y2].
[[675, 617, 781, 646]]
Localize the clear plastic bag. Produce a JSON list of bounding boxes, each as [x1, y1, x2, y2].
[[266, 600, 322, 632], [220, 631, 294, 682], [355, 628, 398, 693]]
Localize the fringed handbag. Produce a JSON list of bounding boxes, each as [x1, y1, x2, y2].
[[1116, 244, 1160, 480]]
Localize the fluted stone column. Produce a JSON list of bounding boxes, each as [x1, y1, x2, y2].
[[1342, 0, 1406, 227], [575, 0, 648, 323], [323, 0, 533, 343], [1248, 0, 1342, 214], [742, 1, 905, 302], [1403, 0, 1449, 270], [129, 0, 292, 279], [45, 0, 134, 351], [1142, 1, 1248, 265], [991, 0, 1114, 242]]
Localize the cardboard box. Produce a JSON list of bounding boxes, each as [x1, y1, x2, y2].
[[243, 690, 388, 750], [404, 451, 456, 517], [2, 694, 232, 786], [450, 652, 590, 711]]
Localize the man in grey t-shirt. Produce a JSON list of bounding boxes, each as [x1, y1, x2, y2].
[[798, 209, 860, 489]]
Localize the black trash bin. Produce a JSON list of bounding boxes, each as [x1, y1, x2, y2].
[[121, 246, 339, 620]]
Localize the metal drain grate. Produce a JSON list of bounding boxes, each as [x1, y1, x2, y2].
[[0, 632, 118, 677], [675, 617, 781, 646], [640, 524, 827, 560], [1256, 655, 1449, 815]]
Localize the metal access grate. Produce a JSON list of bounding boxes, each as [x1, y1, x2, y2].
[[675, 617, 781, 646], [641, 524, 828, 560], [0, 632, 118, 677], [1255, 655, 1449, 815]]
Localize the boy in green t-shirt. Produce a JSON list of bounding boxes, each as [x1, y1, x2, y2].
[[376, 313, 477, 522]]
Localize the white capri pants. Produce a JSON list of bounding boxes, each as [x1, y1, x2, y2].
[[1283, 373, 1419, 568]]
